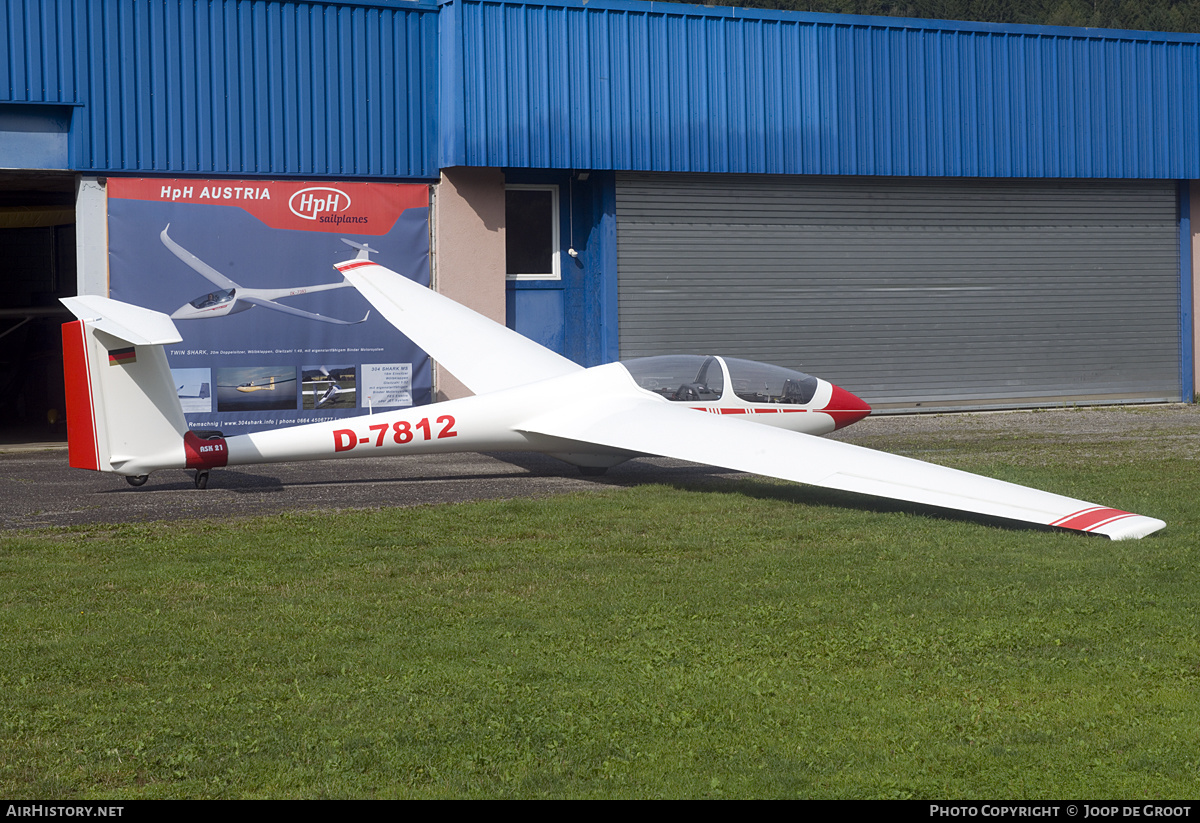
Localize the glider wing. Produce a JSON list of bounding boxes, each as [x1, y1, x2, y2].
[[339, 260, 583, 395], [240, 295, 369, 325], [160, 225, 239, 290], [516, 396, 1166, 541]]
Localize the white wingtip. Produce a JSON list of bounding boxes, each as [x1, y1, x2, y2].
[[1090, 515, 1167, 541]]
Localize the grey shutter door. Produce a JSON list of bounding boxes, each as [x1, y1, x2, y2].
[[616, 174, 1181, 411]]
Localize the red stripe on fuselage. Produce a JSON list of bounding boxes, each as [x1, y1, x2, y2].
[[688, 406, 808, 414], [61, 320, 101, 471]]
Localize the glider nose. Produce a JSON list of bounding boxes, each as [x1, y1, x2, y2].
[[825, 384, 871, 430]]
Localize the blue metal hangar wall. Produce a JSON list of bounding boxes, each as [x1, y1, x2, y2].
[[1, 0, 1198, 427], [441, 0, 1200, 412]]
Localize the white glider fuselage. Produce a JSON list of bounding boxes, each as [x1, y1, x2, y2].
[[170, 281, 354, 321], [212, 361, 855, 473]]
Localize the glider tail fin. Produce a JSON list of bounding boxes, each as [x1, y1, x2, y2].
[[60, 296, 191, 476]]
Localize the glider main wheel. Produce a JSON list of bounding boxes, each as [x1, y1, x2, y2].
[[579, 466, 608, 477], [126, 475, 149, 487], [194, 470, 210, 490]]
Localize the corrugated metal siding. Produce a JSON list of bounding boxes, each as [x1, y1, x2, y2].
[[0, 0, 439, 178], [445, 0, 1200, 178], [616, 174, 1181, 411], [0, 0, 82, 105], [7, 0, 1200, 180]]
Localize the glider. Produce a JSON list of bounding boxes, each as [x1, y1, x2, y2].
[[160, 226, 368, 325], [217, 375, 295, 393], [304, 368, 355, 409], [59, 248, 1165, 539], [313, 383, 351, 407]]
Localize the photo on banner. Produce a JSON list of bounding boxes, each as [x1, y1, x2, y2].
[[107, 178, 431, 436]]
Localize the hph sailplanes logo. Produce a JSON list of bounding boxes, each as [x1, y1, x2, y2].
[[287, 186, 368, 226], [289, 187, 351, 220]]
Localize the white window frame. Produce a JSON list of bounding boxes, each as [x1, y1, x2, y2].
[[505, 183, 561, 281]]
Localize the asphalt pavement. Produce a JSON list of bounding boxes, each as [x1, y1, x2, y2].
[[0, 444, 738, 530]]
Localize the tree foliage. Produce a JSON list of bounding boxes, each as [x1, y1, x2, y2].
[[691, 0, 1200, 35]]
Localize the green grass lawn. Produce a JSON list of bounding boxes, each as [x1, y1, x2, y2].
[[2, 421, 1197, 798]]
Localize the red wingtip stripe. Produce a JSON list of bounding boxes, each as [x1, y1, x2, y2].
[[1052, 507, 1137, 532], [335, 260, 377, 272], [62, 320, 101, 471]]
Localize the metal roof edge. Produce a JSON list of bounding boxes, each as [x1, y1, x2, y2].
[[435, 0, 1200, 44]]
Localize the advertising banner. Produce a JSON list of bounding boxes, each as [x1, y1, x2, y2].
[[107, 178, 431, 436]]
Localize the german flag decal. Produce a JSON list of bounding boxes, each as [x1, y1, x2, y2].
[[108, 346, 136, 366]]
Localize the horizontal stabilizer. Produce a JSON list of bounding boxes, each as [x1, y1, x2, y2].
[[61, 296, 182, 346]]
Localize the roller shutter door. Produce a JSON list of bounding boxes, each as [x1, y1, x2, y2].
[[616, 174, 1181, 411]]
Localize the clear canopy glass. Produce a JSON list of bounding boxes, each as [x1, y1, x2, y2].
[[623, 355, 818, 405], [621, 355, 724, 402], [723, 357, 818, 405]]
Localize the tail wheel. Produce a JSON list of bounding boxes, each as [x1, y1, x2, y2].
[[126, 475, 149, 487], [193, 470, 210, 490]]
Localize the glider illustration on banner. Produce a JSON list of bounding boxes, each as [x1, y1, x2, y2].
[[217, 375, 296, 394], [175, 382, 208, 399], [304, 367, 356, 409], [160, 225, 369, 325], [60, 245, 1165, 539]]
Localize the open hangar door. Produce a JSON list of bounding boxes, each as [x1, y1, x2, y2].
[[0, 172, 76, 443], [616, 174, 1181, 412]]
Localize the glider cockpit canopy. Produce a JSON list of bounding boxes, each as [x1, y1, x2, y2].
[[188, 288, 236, 310], [622, 355, 819, 405], [724, 357, 819, 405], [623, 355, 723, 402]]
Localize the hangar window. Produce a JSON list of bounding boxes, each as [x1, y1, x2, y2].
[[623, 355, 724, 401], [505, 184, 560, 280]]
